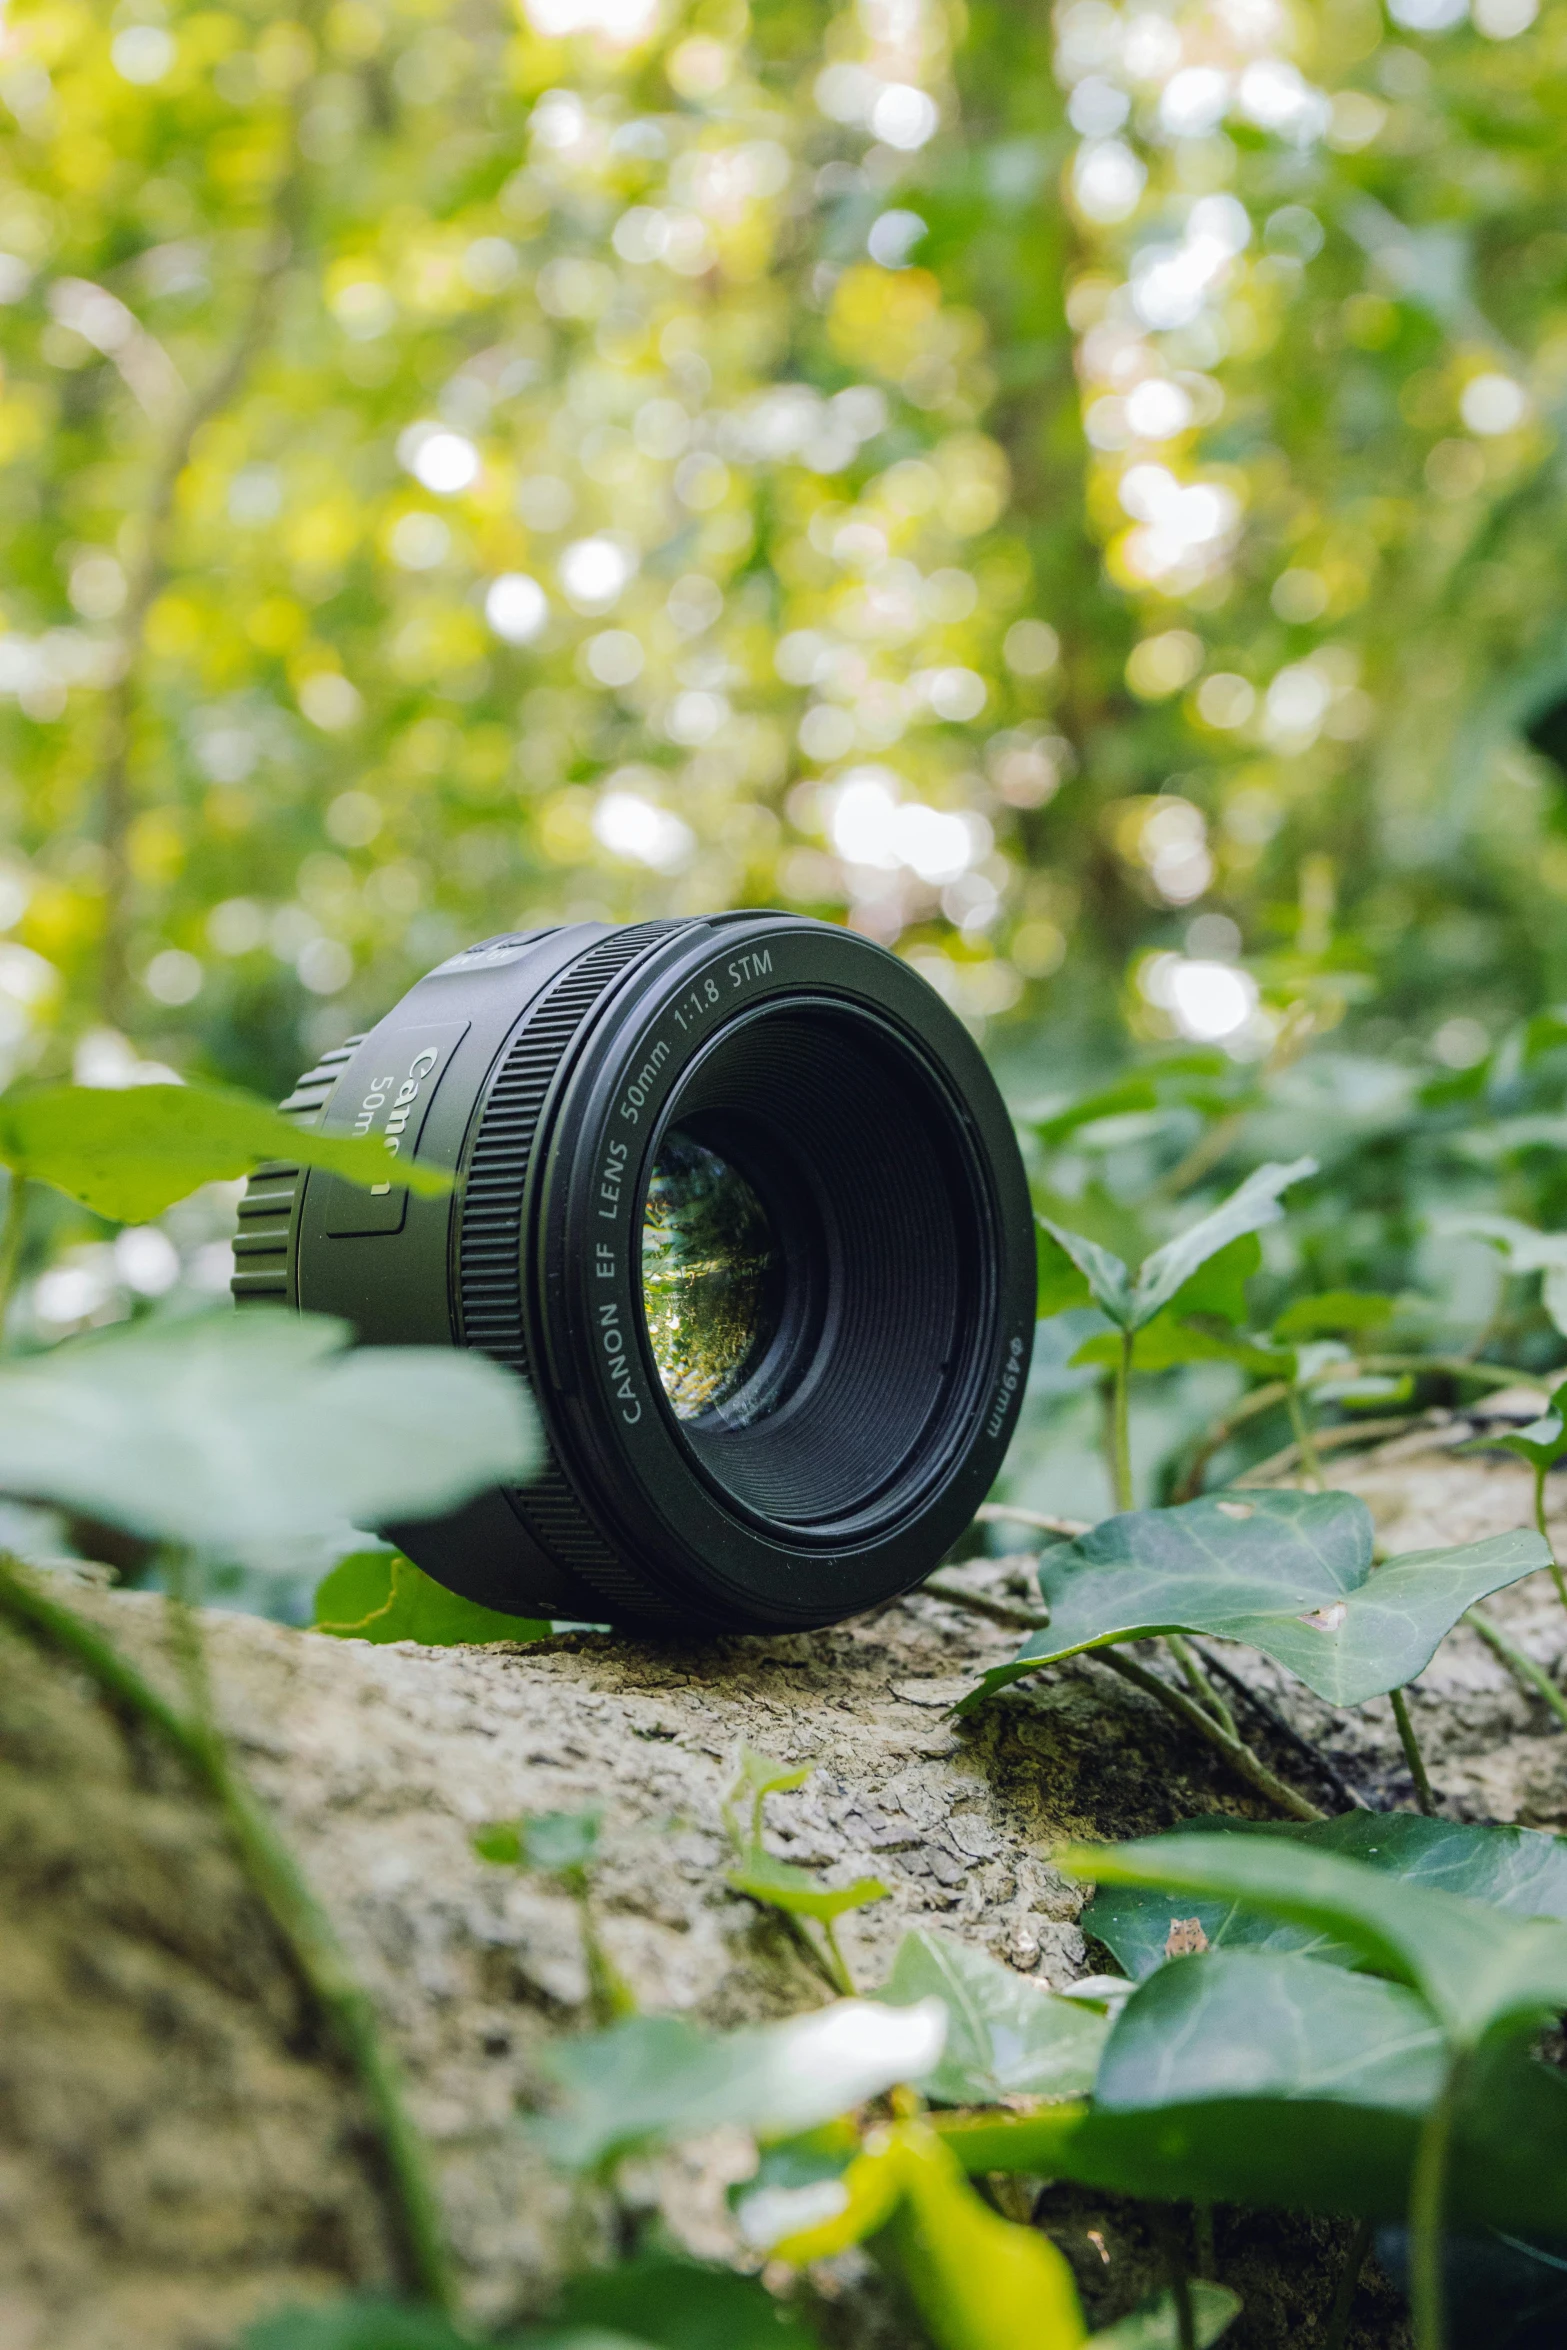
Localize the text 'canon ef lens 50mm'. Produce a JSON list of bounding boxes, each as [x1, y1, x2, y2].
[[234, 914, 1035, 1632]]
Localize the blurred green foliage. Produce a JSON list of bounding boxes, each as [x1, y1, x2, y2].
[[7, 0, 1567, 1511]]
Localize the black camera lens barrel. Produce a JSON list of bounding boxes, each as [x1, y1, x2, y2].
[[234, 913, 1035, 1632]]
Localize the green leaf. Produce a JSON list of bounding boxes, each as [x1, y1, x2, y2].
[[875, 1927, 1109, 2105], [728, 1845, 889, 1924], [1272, 1291, 1397, 1342], [937, 2034, 1567, 2240], [0, 1081, 451, 1224], [553, 2257, 822, 2350], [762, 2119, 1090, 2349], [0, 1310, 539, 1560], [1095, 1951, 1444, 2115], [958, 1489, 1551, 1713], [476, 1810, 602, 1876], [1069, 1314, 1282, 1376], [1084, 1811, 1567, 1981], [1162, 1232, 1261, 1326], [535, 2000, 948, 2171], [1127, 1160, 1317, 1330], [1090, 2285, 1241, 2349], [1037, 1221, 1100, 1318], [1467, 1380, 1567, 1472], [1037, 1215, 1133, 1325], [314, 1551, 549, 1647], [1057, 1833, 1567, 2054]]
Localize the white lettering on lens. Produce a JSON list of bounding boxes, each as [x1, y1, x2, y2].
[[598, 1300, 642, 1422], [729, 948, 773, 986], [598, 1136, 629, 1219], [618, 1036, 671, 1125], [985, 1333, 1027, 1440]]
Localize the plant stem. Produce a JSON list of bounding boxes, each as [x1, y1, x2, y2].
[[1531, 1463, 1567, 1616], [1321, 2216, 1373, 2350], [1390, 1686, 1437, 1816], [1286, 1382, 1325, 1489], [1465, 1608, 1567, 1731], [1166, 1634, 1239, 1739], [973, 1502, 1092, 1539], [1195, 1642, 1373, 1812], [820, 1916, 856, 1999], [919, 1573, 1050, 1632], [1097, 1648, 1325, 1821], [0, 1554, 455, 2312], [1112, 1330, 1135, 1513], [0, 1172, 30, 1345], [1192, 2202, 1215, 2281], [1176, 1380, 1290, 1501], [1235, 1413, 1428, 1490], [1408, 2061, 1462, 2350]]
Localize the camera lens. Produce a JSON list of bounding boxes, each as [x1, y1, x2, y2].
[[233, 914, 1035, 1632]]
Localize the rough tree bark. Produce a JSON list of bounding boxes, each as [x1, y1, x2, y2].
[[2, 1435, 1562, 2350]]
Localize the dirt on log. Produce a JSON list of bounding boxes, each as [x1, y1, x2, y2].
[[2, 1431, 1564, 2350]]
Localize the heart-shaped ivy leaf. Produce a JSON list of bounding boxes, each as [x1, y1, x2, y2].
[[0, 1081, 452, 1224], [1094, 1949, 1445, 2115], [875, 1927, 1108, 2105], [958, 1489, 1550, 1712], [1084, 1813, 1567, 1983], [0, 1309, 538, 1561], [1058, 1832, 1567, 2054]]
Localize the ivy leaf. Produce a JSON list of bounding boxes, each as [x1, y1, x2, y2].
[[875, 1927, 1109, 2105], [1094, 1950, 1445, 2115], [313, 1550, 549, 1647], [1091, 2289, 1241, 2350], [0, 1310, 539, 1561], [728, 1845, 889, 1924], [0, 1081, 451, 1224], [1126, 1160, 1316, 1330], [1057, 1832, 1567, 2055], [1037, 1215, 1134, 1325], [1084, 1812, 1567, 1982], [535, 2001, 948, 2171], [958, 1489, 1550, 1712], [551, 2257, 822, 2350]]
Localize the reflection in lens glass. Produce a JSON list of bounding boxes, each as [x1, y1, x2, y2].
[[641, 1131, 780, 1422]]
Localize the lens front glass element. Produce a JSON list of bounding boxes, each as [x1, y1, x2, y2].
[[641, 1130, 781, 1423]]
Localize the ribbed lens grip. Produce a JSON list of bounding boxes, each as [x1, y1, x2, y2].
[[457, 921, 681, 1607]]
